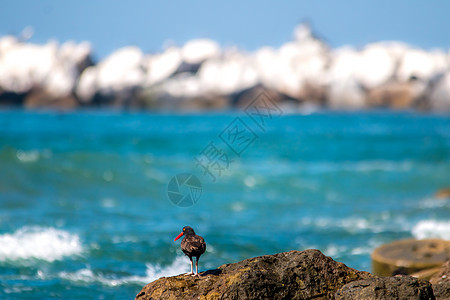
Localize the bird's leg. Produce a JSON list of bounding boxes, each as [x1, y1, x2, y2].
[[192, 256, 201, 277], [185, 258, 194, 276], [195, 258, 199, 276]]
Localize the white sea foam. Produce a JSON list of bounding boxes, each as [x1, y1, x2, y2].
[[4, 286, 34, 294], [14, 149, 52, 163], [231, 202, 245, 212], [58, 256, 190, 286], [348, 160, 412, 172], [300, 214, 413, 235], [350, 245, 374, 255], [323, 244, 347, 257], [418, 197, 450, 209], [0, 227, 83, 262], [143, 256, 190, 281], [244, 176, 256, 188], [305, 160, 412, 174], [323, 239, 380, 258], [412, 220, 450, 240], [15, 149, 40, 162], [101, 197, 117, 208], [301, 217, 371, 232]]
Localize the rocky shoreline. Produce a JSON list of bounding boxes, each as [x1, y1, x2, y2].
[[135, 249, 449, 300], [1, 24, 450, 112]]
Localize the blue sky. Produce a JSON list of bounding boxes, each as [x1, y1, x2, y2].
[[1, 1, 450, 59]]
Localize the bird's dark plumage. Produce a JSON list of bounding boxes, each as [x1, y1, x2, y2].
[[174, 226, 206, 276], [181, 230, 206, 258]]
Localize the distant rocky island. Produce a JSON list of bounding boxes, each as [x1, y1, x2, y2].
[[1, 24, 450, 112]]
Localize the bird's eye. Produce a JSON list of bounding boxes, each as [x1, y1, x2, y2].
[[183, 228, 185, 231]]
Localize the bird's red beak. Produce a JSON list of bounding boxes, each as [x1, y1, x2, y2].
[[174, 232, 184, 241]]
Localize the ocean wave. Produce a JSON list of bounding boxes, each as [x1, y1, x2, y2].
[[412, 220, 450, 239], [14, 149, 52, 163], [418, 197, 450, 209], [323, 242, 377, 258], [304, 160, 413, 174], [301, 217, 370, 232], [323, 244, 348, 257], [15, 149, 40, 162], [0, 227, 83, 262], [299, 214, 414, 235], [58, 256, 189, 286]]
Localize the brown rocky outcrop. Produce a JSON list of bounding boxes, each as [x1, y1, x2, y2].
[[430, 260, 450, 300], [135, 249, 374, 300], [136, 249, 441, 299], [371, 239, 450, 277], [335, 275, 435, 300]]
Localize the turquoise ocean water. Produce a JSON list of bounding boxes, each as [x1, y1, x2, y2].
[[0, 110, 449, 299]]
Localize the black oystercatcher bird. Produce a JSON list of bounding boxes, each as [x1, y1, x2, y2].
[[174, 226, 206, 276]]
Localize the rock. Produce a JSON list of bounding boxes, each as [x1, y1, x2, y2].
[[253, 46, 277, 88], [325, 47, 367, 109], [397, 49, 448, 83], [174, 40, 221, 76], [367, 81, 421, 109], [430, 260, 450, 300], [76, 46, 145, 104], [135, 249, 373, 300], [144, 47, 182, 85], [432, 283, 450, 300], [44, 61, 78, 98], [154, 73, 204, 99], [24, 87, 78, 110], [428, 72, 450, 111], [327, 77, 366, 109], [410, 267, 443, 281], [151, 93, 229, 111], [0, 35, 19, 54], [0, 42, 58, 94], [277, 41, 328, 101], [197, 49, 259, 95], [142, 72, 230, 110], [435, 188, 450, 199], [325, 42, 415, 110], [335, 275, 435, 300], [254, 23, 329, 101], [355, 43, 398, 90], [181, 39, 221, 65], [232, 85, 283, 110], [430, 260, 450, 284], [75, 66, 98, 103], [0, 90, 26, 107], [323, 41, 447, 110], [371, 239, 450, 277], [0, 39, 91, 107], [3, 24, 450, 111], [59, 40, 93, 73]]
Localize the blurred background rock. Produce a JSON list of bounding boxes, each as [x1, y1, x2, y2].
[[1, 23, 450, 111]]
